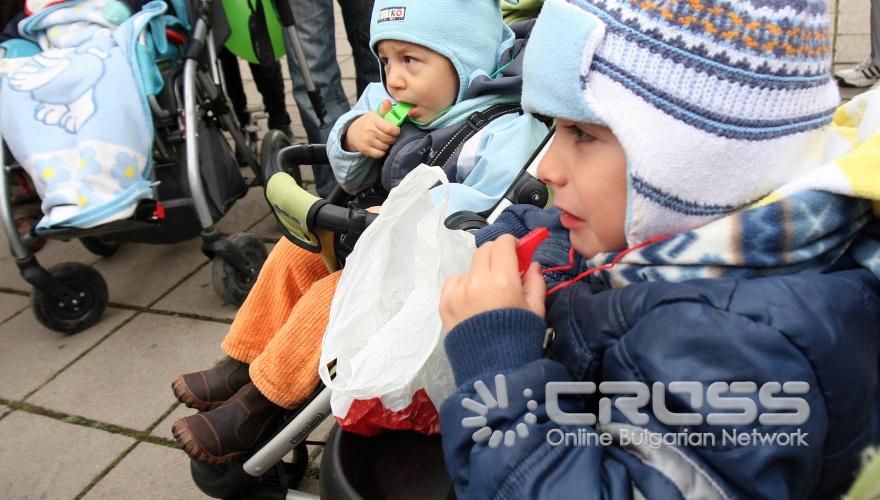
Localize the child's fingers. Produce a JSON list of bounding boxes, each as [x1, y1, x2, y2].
[[470, 240, 493, 275], [379, 99, 393, 115], [489, 235, 519, 277], [362, 146, 387, 159], [375, 119, 401, 137], [369, 137, 392, 151], [440, 275, 462, 330], [373, 129, 398, 145], [522, 262, 546, 318]]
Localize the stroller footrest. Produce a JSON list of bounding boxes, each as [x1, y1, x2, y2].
[[35, 200, 162, 240]]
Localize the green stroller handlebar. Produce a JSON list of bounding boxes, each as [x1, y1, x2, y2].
[[265, 170, 377, 271]]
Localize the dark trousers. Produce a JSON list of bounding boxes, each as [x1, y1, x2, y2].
[[219, 48, 292, 133], [282, 0, 379, 196]]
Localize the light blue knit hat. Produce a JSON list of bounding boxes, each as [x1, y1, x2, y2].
[[369, 0, 510, 103], [521, 0, 840, 246]]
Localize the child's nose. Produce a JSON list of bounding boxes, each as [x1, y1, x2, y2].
[[537, 135, 566, 187], [386, 67, 405, 90]]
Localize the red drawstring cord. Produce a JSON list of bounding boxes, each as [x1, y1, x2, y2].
[[542, 235, 671, 296]]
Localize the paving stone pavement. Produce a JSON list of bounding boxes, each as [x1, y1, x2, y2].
[[0, 1, 873, 498]]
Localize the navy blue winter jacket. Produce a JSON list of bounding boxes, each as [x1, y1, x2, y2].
[[440, 205, 880, 499]]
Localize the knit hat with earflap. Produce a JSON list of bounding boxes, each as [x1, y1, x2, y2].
[[522, 0, 840, 246], [369, 0, 512, 103]]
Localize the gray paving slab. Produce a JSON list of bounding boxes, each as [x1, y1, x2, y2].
[[839, 85, 870, 102], [0, 237, 97, 292], [152, 403, 196, 441], [153, 238, 279, 319], [0, 307, 134, 401], [91, 238, 208, 307], [342, 78, 358, 104], [340, 55, 356, 81], [300, 477, 321, 496], [250, 212, 285, 241], [825, 0, 836, 18], [309, 414, 335, 443], [28, 312, 228, 431], [837, 6, 870, 35], [835, 33, 872, 64], [836, 0, 870, 29], [82, 442, 205, 500], [0, 293, 28, 325], [217, 185, 272, 235], [0, 411, 134, 500], [153, 264, 242, 320]]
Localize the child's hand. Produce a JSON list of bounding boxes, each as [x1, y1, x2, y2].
[[440, 235, 546, 331], [343, 100, 401, 159]]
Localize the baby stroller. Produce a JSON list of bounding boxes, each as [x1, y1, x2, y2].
[[0, 0, 294, 334], [186, 127, 555, 499]]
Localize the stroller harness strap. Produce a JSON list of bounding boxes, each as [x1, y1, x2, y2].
[[427, 103, 523, 168]]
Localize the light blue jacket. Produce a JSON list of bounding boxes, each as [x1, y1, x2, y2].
[[326, 82, 548, 218]]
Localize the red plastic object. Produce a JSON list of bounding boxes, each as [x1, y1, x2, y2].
[[152, 200, 166, 220], [516, 227, 549, 275], [165, 28, 187, 45], [336, 389, 439, 436]]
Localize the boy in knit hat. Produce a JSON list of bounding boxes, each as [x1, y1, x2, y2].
[[170, 0, 548, 465], [439, 0, 880, 497]]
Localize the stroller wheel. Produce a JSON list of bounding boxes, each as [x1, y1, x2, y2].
[[279, 440, 310, 488], [189, 443, 309, 498], [31, 262, 108, 334], [212, 233, 268, 305], [80, 236, 125, 257], [260, 129, 296, 184]]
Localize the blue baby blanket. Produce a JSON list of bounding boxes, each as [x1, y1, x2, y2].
[[0, 0, 169, 228]]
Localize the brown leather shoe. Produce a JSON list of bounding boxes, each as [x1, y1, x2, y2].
[[172, 357, 251, 411], [172, 382, 284, 464]]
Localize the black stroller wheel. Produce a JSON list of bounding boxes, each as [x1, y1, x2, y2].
[[278, 441, 310, 489], [31, 262, 108, 334], [189, 443, 309, 499], [80, 236, 125, 257], [212, 233, 268, 305], [260, 129, 297, 184]]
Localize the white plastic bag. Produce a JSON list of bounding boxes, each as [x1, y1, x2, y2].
[[319, 165, 476, 435]]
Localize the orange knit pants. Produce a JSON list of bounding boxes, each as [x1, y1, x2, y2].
[[221, 238, 340, 408]]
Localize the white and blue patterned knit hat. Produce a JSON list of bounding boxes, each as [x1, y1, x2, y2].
[[369, 0, 512, 103], [522, 0, 840, 245]]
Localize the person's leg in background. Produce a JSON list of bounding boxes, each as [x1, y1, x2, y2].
[[281, 0, 350, 197], [873, 0, 880, 70], [218, 48, 252, 133], [835, 0, 880, 88], [249, 60, 294, 137], [337, 0, 380, 97]]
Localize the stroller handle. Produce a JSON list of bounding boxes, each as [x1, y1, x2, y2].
[[265, 170, 376, 257], [311, 199, 378, 234]]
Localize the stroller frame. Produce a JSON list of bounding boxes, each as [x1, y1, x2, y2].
[[188, 131, 554, 499], [0, 0, 290, 333]]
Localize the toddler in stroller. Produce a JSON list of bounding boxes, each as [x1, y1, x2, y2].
[[170, 0, 549, 472], [0, 0, 286, 332]]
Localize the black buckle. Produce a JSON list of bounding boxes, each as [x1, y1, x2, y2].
[[466, 111, 488, 131]]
